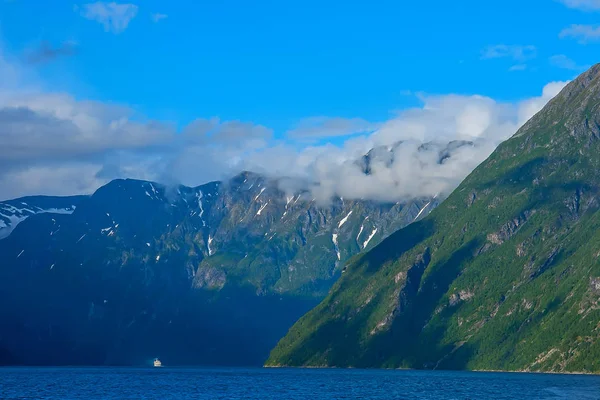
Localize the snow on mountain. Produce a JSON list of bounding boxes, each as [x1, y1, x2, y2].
[[0, 197, 83, 240]]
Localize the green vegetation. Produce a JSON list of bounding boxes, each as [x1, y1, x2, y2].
[[267, 64, 600, 373]]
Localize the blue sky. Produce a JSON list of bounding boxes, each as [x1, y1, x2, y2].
[[1, 0, 594, 129], [0, 0, 597, 199]]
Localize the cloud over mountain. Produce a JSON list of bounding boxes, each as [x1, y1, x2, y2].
[[240, 83, 567, 203], [0, 46, 567, 203]]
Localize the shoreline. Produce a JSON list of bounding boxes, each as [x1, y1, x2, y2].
[[3, 364, 599, 376], [264, 364, 600, 376]]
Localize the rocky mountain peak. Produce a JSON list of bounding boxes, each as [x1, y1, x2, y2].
[[515, 64, 600, 144]]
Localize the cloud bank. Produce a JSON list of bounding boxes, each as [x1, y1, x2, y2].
[[480, 45, 537, 62], [559, 24, 600, 43], [559, 0, 600, 11], [0, 46, 568, 203], [240, 83, 567, 203], [549, 54, 590, 71], [79, 2, 139, 34]]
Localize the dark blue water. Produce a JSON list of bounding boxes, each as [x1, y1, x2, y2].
[[1, 367, 600, 399]]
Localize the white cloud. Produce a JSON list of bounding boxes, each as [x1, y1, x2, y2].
[[558, 0, 600, 11], [0, 164, 105, 199], [0, 47, 275, 199], [286, 117, 378, 140], [0, 93, 175, 165], [79, 2, 139, 34], [0, 44, 569, 203], [509, 64, 528, 72], [481, 45, 537, 62], [549, 54, 590, 71], [515, 82, 570, 128], [559, 24, 600, 43], [151, 13, 168, 23], [241, 82, 568, 204]]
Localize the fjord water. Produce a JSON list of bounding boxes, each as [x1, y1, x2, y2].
[[1, 367, 600, 399]]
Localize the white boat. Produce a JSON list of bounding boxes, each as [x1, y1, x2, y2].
[[153, 358, 162, 367]]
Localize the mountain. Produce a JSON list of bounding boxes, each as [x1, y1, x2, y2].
[[0, 196, 85, 239], [0, 170, 438, 366], [267, 65, 600, 373]]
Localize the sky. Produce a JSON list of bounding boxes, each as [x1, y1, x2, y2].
[[0, 0, 597, 201]]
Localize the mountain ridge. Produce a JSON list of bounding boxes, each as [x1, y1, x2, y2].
[[266, 64, 600, 373], [0, 167, 438, 366]]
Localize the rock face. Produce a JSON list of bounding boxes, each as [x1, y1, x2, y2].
[[267, 64, 600, 373], [0, 171, 437, 366]]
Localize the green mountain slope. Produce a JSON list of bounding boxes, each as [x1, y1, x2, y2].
[[267, 64, 600, 373]]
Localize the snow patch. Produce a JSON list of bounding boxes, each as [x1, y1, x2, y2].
[[357, 224, 364, 243], [338, 210, 353, 228], [332, 233, 341, 260], [207, 235, 214, 256], [413, 201, 432, 221], [254, 187, 266, 201], [196, 191, 207, 226], [0, 215, 28, 239], [0, 205, 76, 240], [3, 204, 36, 214], [39, 207, 76, 215], [257, 201, 269, 216], [363, 228, 378, 249]]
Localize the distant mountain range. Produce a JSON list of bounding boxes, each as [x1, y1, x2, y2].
[[0, 100, 515, 368], [0, 196, 84, 240], [0, 161, 443, 365], [267, 64, 600, 374]]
